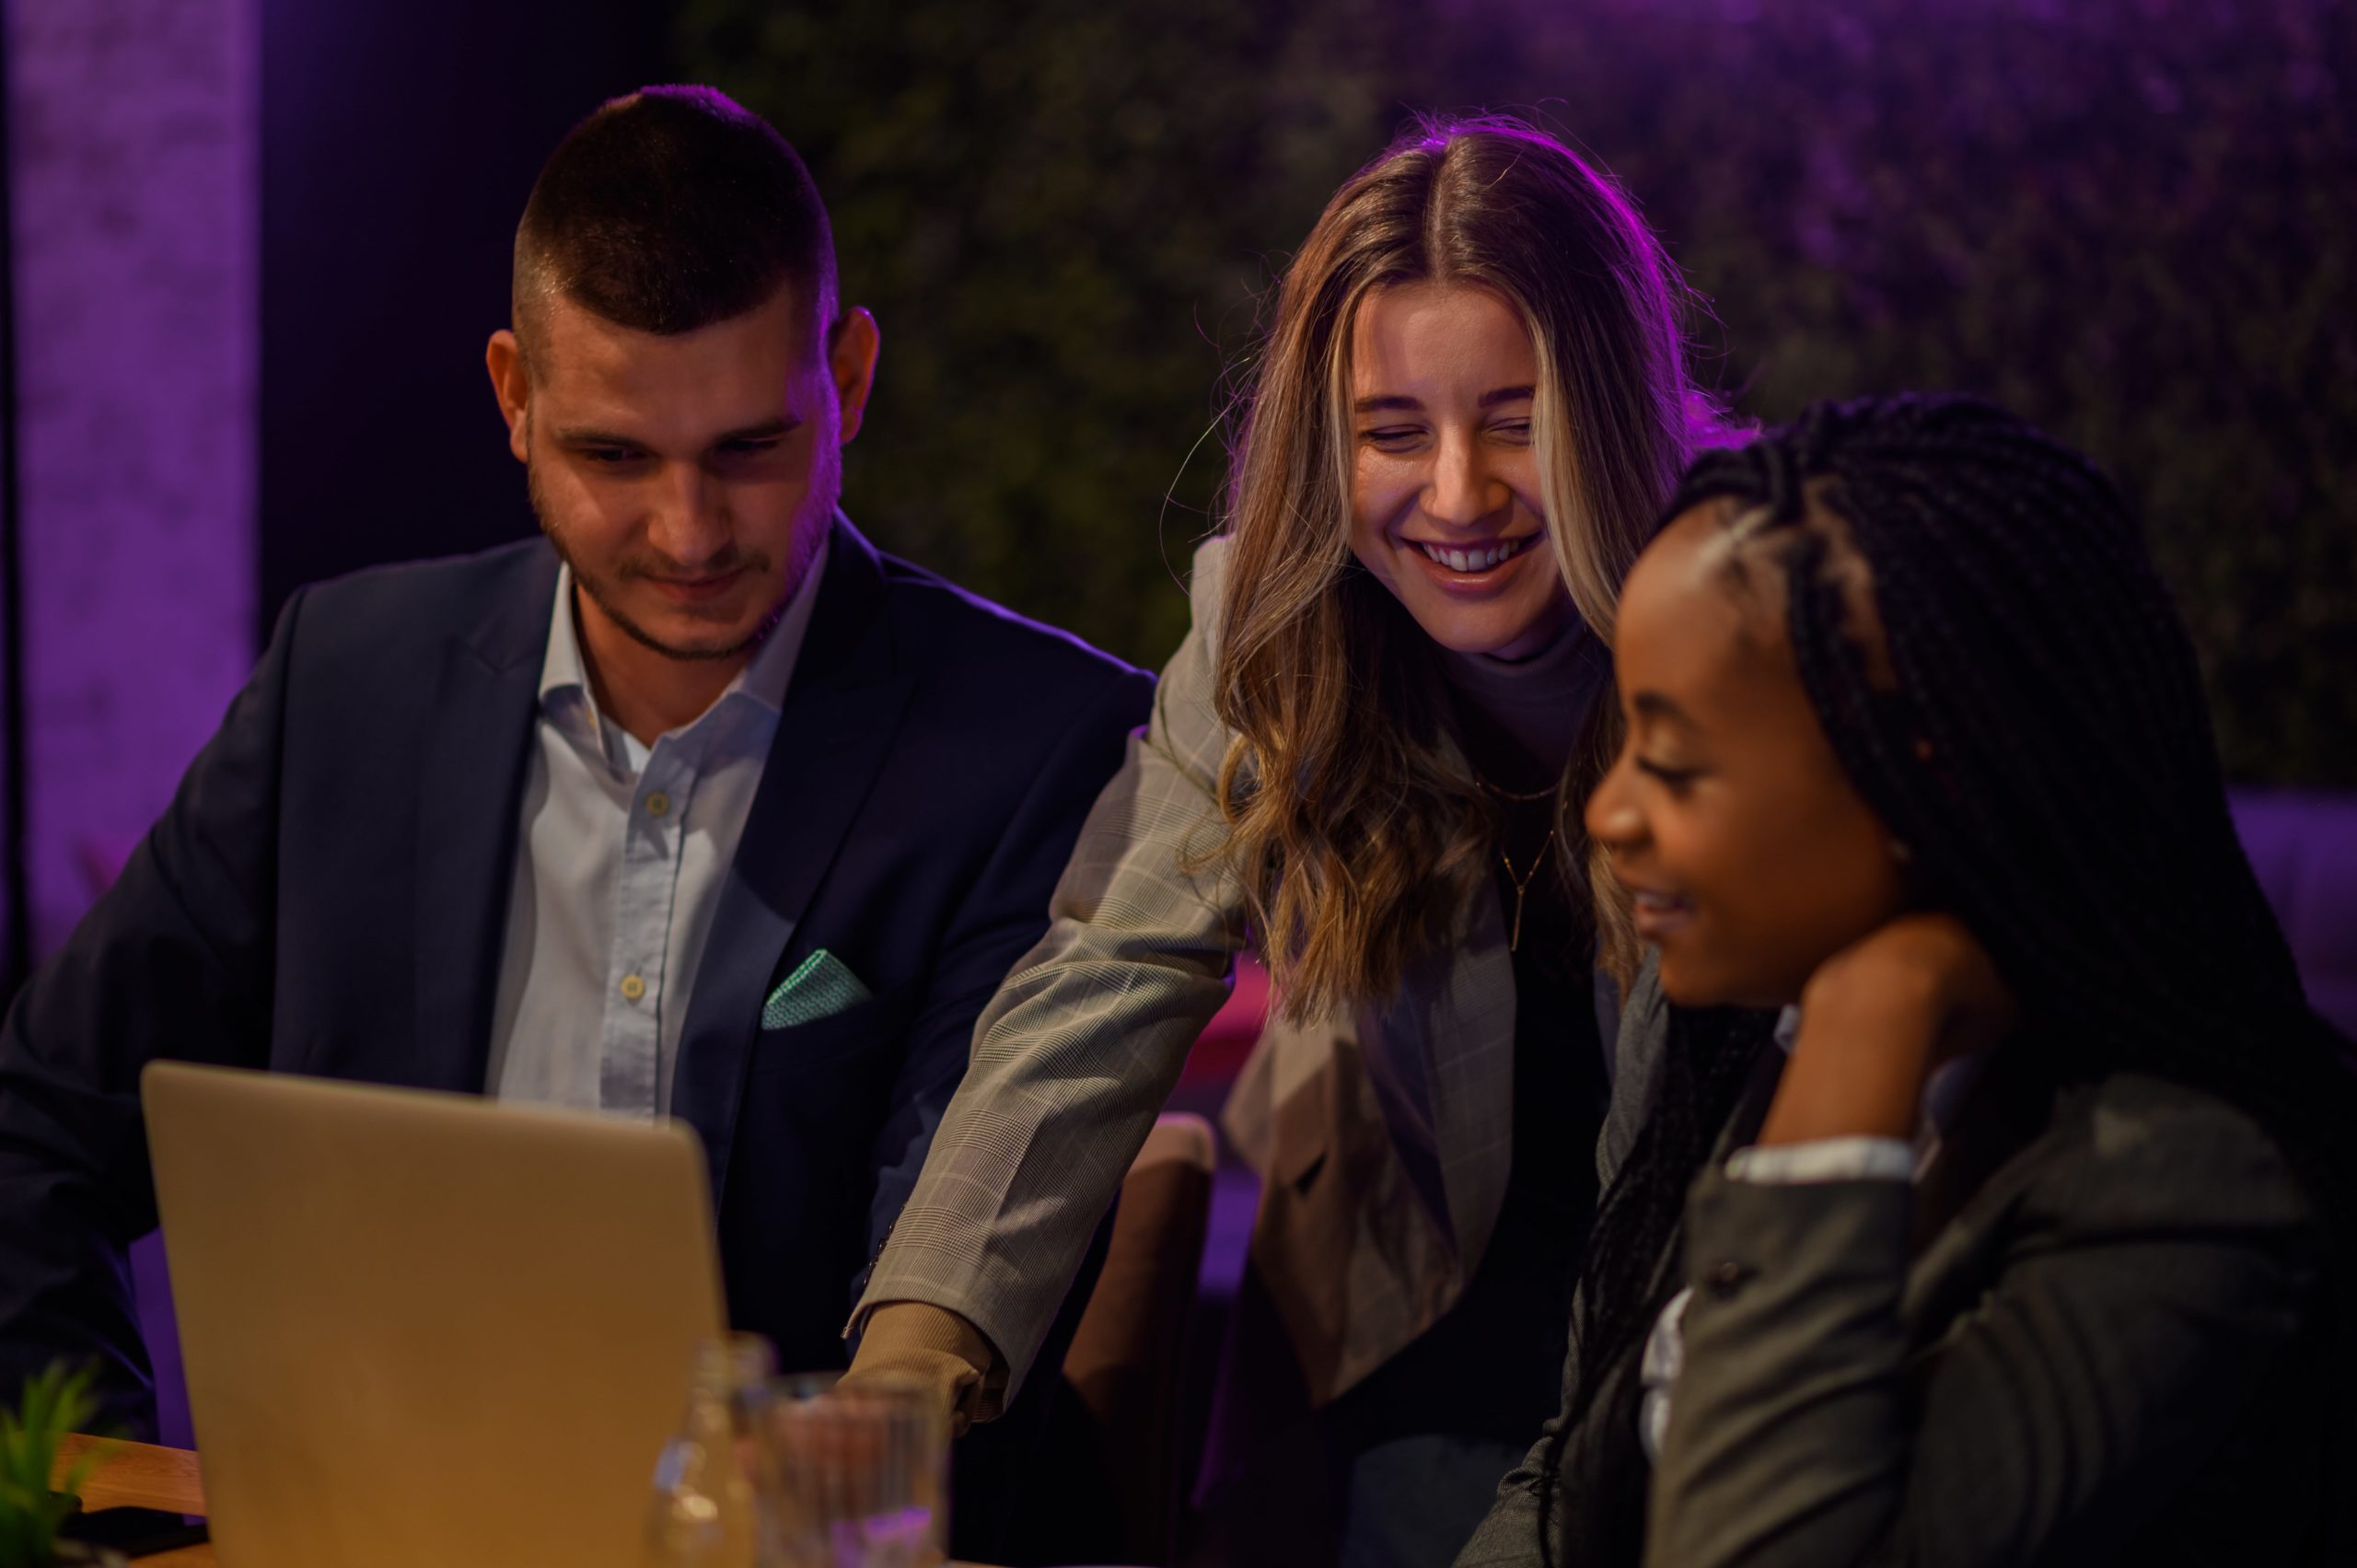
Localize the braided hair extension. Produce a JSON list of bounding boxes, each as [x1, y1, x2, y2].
[[1532, 1005, 1775, 1564], [1534, 394, 2357, 1565]]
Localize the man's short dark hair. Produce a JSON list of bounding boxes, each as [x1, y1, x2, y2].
[[513, 86, 836, 367]]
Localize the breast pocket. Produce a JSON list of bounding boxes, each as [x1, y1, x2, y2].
[[747, 990, 912, 1080]]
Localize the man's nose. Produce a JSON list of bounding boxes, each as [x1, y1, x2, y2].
[[644, 463, 730, 568]]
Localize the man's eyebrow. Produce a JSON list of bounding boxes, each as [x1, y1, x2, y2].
[[548, 417, 801, 451], [551, 425, 644, 448], [1480, 384, 1537, 408], [710, 417, 796, 446], [1631, 691, 1700, 728]]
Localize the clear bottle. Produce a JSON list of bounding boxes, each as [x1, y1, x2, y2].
[[644, 1333, 775, 1568]]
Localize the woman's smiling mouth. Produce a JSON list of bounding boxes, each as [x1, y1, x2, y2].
[[1411, 534, 1540, 575], [1628, 886, 1697, 938]]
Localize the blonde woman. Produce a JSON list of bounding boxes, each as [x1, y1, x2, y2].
[[851, 117, 1719, 1564]]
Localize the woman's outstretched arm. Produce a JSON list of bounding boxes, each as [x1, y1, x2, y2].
[[849, 537, 1250, 1417]]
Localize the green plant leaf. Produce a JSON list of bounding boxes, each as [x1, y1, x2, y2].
[[0, 1359, 117, 1565]]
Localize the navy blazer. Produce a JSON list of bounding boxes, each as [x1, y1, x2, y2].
[[0, 517, 1155, 1424]]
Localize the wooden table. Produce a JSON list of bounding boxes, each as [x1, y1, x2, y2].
[[52, 1434, 212, 1565], [54, 1434, 1004, 1566]]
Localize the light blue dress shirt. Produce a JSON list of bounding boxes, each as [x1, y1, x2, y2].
[[484, 540, 828, 1118]]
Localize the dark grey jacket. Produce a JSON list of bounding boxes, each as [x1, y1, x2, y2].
[[1458, 975, 2328, 1567]]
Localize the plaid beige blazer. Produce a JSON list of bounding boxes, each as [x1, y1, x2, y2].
[[857, 536, 1645, 1407]]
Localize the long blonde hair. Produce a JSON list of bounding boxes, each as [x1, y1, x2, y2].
[[1212, 116, 1715, 1022]]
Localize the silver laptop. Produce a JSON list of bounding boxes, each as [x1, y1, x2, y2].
[[143, 1061, 726, 1568]]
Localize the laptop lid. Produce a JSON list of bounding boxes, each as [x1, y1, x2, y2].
[[143, 1062, 726, 1568]]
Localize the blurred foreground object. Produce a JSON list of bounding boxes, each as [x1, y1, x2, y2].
[[754, 1375, 947, 1568], [645, 1335, 773, 1568]]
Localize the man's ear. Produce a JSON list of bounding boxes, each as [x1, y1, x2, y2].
[[486, 330, 532, 463], [827, 307, 881, 445]]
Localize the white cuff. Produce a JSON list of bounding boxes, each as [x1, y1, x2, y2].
[[1637, 1285, 1694, 1462], [1724, 1136, 1914, 1184]]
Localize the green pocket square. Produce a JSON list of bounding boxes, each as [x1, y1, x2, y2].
[[761, 948, 873, 1028]]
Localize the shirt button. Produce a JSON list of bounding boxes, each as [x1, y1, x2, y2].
[[620, 973, 647, 1002], [644, 791, 671, 819]]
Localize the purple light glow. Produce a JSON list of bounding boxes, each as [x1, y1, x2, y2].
[[6, 0, 257, 955]]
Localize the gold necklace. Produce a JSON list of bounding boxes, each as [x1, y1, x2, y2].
[[1500, 827, 1557, 952]]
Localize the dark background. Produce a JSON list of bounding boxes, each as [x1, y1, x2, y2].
[[258, 0, 662, 621], [264, 0, 2357, 784]]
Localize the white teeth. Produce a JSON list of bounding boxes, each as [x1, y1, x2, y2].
[[1419, 537, 1528, 573]]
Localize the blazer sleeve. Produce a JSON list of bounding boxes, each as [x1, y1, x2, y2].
[[851, 537, 1250, 1404], [1646, 1076, 2323, 1568], [848, 660, 1156, 1311], [0, 588, 301, 1431]]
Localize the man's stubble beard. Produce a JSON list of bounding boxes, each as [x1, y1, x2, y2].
[[526, 435, 838, 665]]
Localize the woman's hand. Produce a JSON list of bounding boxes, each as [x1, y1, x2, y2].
[[1757, 913, 2017, 1146]]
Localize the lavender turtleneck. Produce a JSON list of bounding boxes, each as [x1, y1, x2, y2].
[[1434, 612, 1611, 786]]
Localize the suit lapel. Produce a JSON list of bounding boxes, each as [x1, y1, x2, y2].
[[1360, 864, 1640, 1275], [668, 520, 915, 1206], [411, 547, 557, 1091], [1363, 888, 1518, 1269]]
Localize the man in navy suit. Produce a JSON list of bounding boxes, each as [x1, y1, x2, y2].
[[0, 87, 1152, 1551]]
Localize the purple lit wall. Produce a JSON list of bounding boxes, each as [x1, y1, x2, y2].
[[6, 0, 258, 956]]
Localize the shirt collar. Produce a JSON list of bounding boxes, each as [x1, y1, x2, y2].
[[538, 533, 831, 761]]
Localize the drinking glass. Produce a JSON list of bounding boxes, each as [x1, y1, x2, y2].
[[749, 1373, 949, 1568]]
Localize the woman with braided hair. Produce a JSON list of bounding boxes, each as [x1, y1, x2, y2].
[[1457, 393, 2354, 1567]]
